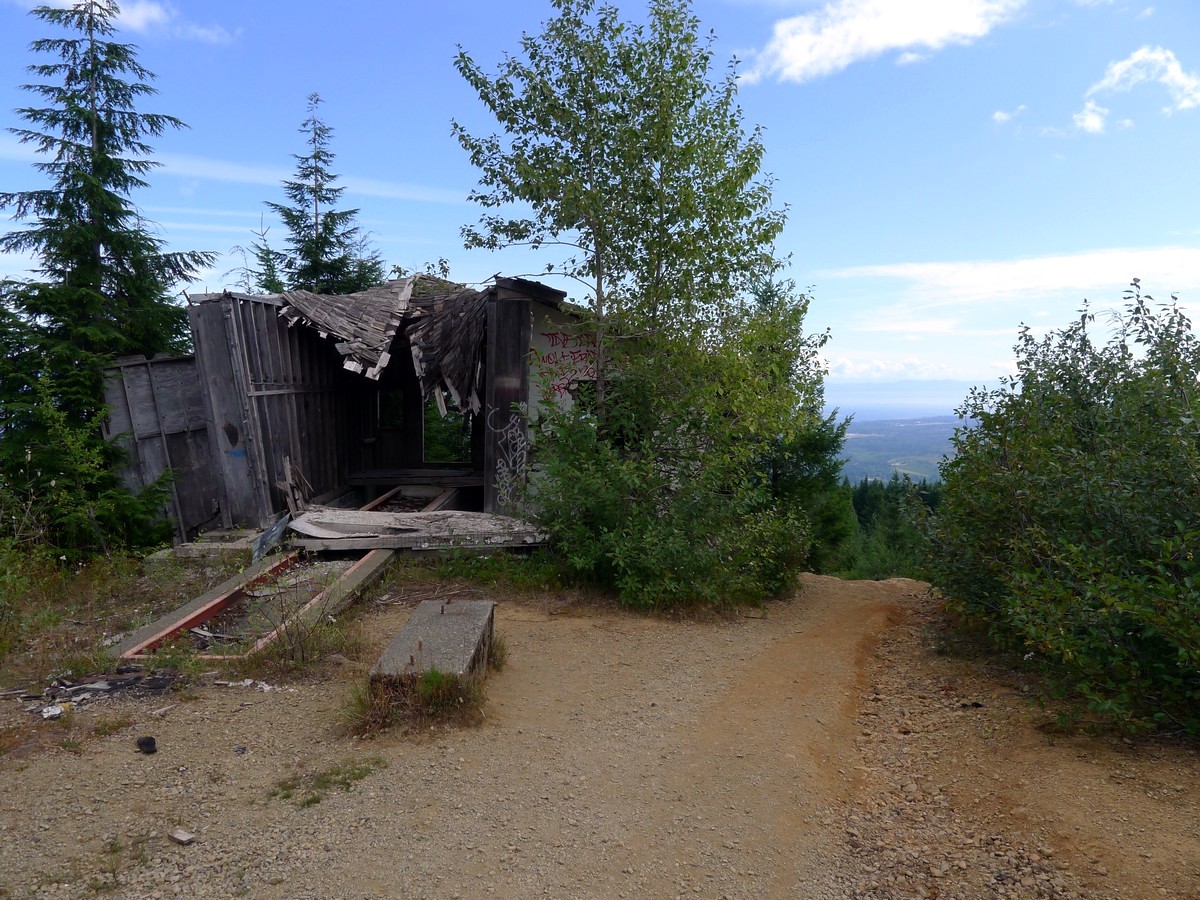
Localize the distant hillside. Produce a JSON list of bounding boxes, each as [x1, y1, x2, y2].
[[838, 415, 964, 483]]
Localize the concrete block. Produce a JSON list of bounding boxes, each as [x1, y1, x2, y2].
[[371, 599, 495, 683]]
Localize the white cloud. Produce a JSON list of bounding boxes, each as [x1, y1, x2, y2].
[[820, 246, 1200, 308], [1087, 46, 1200, 113], [993, 103, 1026, 123], [824, 355, 976, 380], [1138, 7, 1155, 18], [6, 0, 238, 43], [744, 0, 1026, 84], [117, 0, 170, 31], [156, 153, 465, 205], [1072, 98, 1109, 133]]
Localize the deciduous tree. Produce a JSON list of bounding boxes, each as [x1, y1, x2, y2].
[[454, 0, 784, 411], [456, 0, 843, 607]]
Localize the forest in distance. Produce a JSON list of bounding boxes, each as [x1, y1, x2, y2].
[[838, 415, 961, 483]]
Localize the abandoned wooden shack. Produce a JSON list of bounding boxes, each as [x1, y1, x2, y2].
[[103, 274, 593, 541]]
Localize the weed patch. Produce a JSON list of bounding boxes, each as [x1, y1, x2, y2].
[[0, 554, 240, 688], [343, 668, 486, 735], [269, 757, 386, 808], [487, 632, 508, 672], [92, 714, 135, 738]]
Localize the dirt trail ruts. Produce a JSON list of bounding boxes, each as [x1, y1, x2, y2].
[[0, 574, 1197, 899]]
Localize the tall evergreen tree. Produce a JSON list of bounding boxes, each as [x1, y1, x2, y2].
[[266, 93, 384, 295], [0, 0, 209, 549]]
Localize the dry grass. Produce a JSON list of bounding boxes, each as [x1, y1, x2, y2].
[[342, 669, 487, 736], [0, 554, 241, 689]]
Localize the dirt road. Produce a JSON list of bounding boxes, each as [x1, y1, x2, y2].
[[1, 574, 1196, 898]]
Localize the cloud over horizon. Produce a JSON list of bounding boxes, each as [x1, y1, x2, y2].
[[821, 245, 1200, 309], [6, 0, 238, 44]]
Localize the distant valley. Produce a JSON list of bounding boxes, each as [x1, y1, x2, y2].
[[838, 415, 964, 483]]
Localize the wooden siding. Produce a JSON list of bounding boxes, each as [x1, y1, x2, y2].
[[483, 286, 533, 514], [102, 355, 220, 540], [190, 293, 375, 529]]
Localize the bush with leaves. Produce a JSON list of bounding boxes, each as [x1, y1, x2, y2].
[[531, 282, 838, 608], [928, 282, 1200, 733]]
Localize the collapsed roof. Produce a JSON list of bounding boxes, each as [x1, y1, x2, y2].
[[276, 274, 490, 414], [191, 275, 565, 418]]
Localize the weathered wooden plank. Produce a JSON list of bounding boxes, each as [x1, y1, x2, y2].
[[291, 535, 545, 551], [190, 299, 259, 528], [108, 553, 299, 659], [484, 285, 533, 514]]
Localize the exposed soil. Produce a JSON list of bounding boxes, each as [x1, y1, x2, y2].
[[0, 573, 1196, 898]]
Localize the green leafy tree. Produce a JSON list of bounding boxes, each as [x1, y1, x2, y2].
[[0, 0, 209, 551], [928, 282, 1200, 733], [267, 93, 384, 294], [454, 0, 784, 413], [456, 0, 841, 607]]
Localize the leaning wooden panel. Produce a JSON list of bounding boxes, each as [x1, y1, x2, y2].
[[189, 298, 260, 528]]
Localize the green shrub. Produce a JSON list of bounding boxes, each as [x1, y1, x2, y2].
[[529, 281, 843, 610], [928, 282, 1200, 733]]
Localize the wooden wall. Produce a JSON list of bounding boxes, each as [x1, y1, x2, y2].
[[189, 294, 374, 529], [484, 286, 533, 514], [102, 355, 219, 540]]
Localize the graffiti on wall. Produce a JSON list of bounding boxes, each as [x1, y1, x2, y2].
[[487, 403, 530, 512], [531, 331, 597, 398]]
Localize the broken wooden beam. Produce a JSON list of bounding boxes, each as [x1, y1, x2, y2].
[[108, 554, 299, 659]]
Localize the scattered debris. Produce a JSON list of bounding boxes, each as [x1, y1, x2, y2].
[[150, 705, 177, 717], [213, 678, 296, 693], [23, 668, 177, 719], [168, 828, 195, 846], [253, 513, 292, 562]]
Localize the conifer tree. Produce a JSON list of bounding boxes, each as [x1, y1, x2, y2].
[[0, 0, 210, 549], [267, 93, 384, 294]]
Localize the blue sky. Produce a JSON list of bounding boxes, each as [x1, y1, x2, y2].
[[1, 0, 1198, 416]]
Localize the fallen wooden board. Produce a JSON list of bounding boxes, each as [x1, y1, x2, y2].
[[286, 519, 382, 540], [371, 599, 495, 683], [110, 550, 395, 661], [108, 554, 299, 659], [287, 508, 546, 551], [290, 534, 545, 551]]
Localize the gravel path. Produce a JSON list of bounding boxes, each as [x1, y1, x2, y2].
[[1, 574, 1196, 899]]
